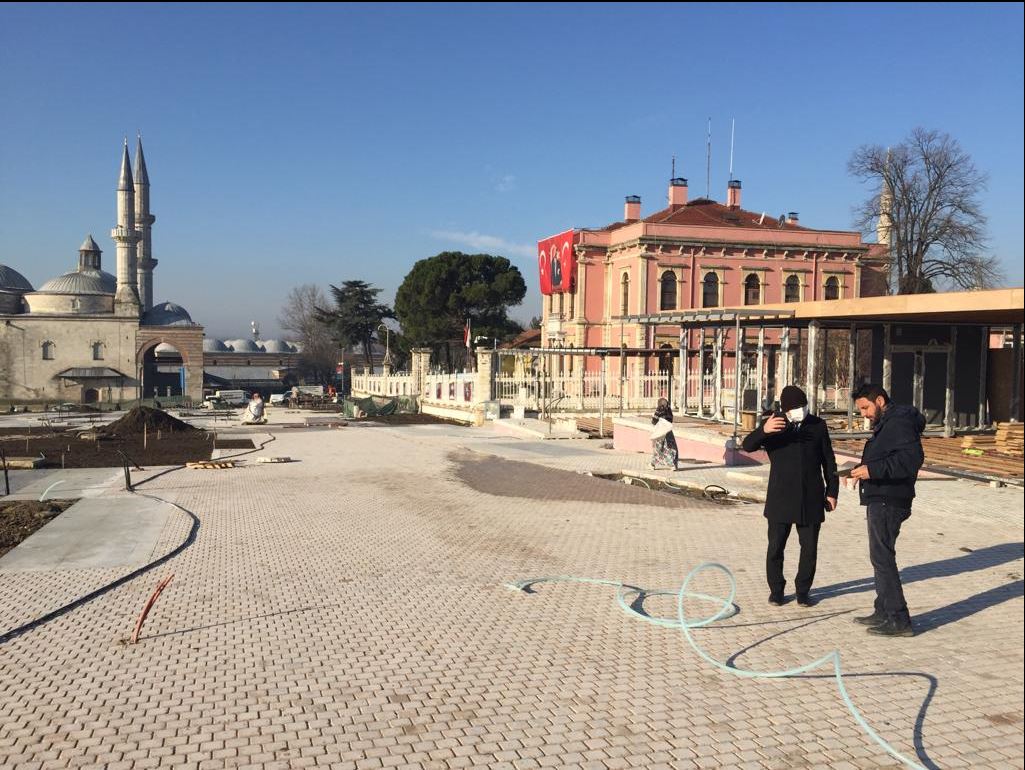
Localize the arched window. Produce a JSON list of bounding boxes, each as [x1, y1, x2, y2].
[[660, 271, 677, 311], [824, 275, 840, 300], [702, 272, 719, 308], [92, 341, 104, 361], [42, 340, 55, 360], [744, 274, 761, 305], [620, 273, 630, 315], [784, 274, 801, 303]]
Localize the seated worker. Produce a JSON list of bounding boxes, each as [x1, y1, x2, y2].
[[241, 392, 267, 424]]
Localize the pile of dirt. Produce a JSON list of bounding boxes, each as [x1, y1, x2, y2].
[[0, 499, 76, 558], [98, 406, 199, 437]]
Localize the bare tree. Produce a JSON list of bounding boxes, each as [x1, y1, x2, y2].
[[278, 284, 338, 384], [849, 128, 1001, 293]]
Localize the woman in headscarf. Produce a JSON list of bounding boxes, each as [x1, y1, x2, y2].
[[650, 397, 680, 470]]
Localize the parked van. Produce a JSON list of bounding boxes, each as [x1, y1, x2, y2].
[[213, 389, 247, 406]]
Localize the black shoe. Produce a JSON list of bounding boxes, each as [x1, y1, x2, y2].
[[796, 593, 816, 607], [854, 612, 885, 626], [867, 619, 915, 637], [768, 593, 785, 606]]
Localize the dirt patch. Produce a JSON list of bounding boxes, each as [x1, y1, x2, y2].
[[98, 406, 199, 437], [4, 433, 215, 468], [212, 439, 256, 450], [450, 450, 719, 509], [0, 426, 71, 437], [0, 499, 77, 558]]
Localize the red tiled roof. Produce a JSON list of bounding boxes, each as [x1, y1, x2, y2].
[[500, 328, 542, 349], [597, 198, 812, 233]]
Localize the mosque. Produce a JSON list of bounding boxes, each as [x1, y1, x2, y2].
[[0, 140, 205, 406]]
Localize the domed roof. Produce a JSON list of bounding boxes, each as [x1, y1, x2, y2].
[[203, 338, 229, 352], [228, 338, 262, 352], [0, 264, 33, 293], [261, 339, 292, 353], [38, 268, 115, 295], [142, 301, 196, 327], [154, 342, 181, 355]]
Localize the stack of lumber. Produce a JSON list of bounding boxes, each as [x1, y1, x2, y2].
[[960, 434, 999, 452], [995, 422, 1024, 458]]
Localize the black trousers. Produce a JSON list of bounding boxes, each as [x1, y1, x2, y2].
[[766, 520, 821, 595], [866, 501, 912, 624]]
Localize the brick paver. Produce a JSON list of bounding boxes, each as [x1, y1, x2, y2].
[[0, 421, 1022, 769]]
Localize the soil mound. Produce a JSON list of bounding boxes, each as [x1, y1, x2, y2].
[[99, 406, 200, 437]]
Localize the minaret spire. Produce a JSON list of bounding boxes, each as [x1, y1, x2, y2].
[[135, 135, 157, 311], [112, 139, 141, 315]]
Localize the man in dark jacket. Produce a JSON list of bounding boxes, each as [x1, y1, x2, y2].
[[849, 384, 926, 637], [742, 385, 838, 607]]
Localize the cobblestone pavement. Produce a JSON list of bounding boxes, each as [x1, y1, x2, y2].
[[0, 423, 1022, 769]]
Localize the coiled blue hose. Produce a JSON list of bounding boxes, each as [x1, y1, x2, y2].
[[507, 562, 927, 770]]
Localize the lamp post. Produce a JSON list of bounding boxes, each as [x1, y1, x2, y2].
[[377, 323, 391, 369]]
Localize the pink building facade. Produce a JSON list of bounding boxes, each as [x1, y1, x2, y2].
[[538, 177, 889, 376]]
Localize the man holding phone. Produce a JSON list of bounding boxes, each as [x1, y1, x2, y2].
[[847, 384, 925, 637], [742, 385, 839, 607]]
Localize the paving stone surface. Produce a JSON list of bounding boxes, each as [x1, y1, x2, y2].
[[0, 421, 1022, 769]]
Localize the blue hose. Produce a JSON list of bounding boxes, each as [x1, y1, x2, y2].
[[507, 562, 927, 770]]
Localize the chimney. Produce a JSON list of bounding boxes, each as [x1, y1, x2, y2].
[[786, 211, 800, 225], [726, 179, 742, 208], [624, 195, 641, 222], [669, 177, 688, 208]]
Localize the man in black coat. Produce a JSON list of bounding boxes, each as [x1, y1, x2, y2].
[[849, 384, 926, 638], [742, 385, 838, 607]]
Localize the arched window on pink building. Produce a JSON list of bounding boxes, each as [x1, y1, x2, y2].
[[702, 272, 719, 308], [784, 275, 801, 303], [824, 275, 840, 300], [660, 271, 677, 310], [744, 274, 761, 305], [620, 273, 630, 315]]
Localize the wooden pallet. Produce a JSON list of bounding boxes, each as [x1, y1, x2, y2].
[[186, 460, 238, 469], [575, 417, 614, 437]]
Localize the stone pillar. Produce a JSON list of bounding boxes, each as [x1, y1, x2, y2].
[[474, 346, 495, 424], [943, 326, 957, 437], [411, 347, 431, 403], [806, 321, 820, 414]]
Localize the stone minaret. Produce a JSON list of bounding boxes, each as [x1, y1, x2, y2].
[[112, 141, 141, 316], [134, 137, 157, 311]]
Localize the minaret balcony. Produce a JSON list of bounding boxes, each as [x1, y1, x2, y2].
[[110, 226, 140, 243]]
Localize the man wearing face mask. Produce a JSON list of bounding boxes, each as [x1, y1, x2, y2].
[[742, 385, 839, 607]]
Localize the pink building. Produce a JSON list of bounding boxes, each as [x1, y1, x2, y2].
[[538, 177, 889, 376]]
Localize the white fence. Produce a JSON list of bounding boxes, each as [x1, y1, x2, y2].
[[494, 372, 671, 412], [351, 372, 416, 398]]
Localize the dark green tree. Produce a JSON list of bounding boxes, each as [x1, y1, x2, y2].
[[316, 280, 394, 369], [395, 252, 526, 370]]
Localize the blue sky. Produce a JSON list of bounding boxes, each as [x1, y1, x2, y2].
[[1, 3, 1022, 339]]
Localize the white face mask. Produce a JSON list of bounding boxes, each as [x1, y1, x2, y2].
[[786, 406, 808, 423]]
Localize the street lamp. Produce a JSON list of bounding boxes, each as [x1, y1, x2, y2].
[[377, 323, 392, 369]]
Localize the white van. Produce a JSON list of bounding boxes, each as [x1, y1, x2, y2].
[[212, 389, 247, 406]]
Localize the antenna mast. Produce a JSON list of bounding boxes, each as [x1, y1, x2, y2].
[[705, 118, 711, 199], [729, 118, 735, 181]]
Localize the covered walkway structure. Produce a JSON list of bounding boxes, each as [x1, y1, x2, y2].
[[624, 288, 1024, 440]]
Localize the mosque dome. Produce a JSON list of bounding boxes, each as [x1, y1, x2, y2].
[[203, 338, 229, 352], [38, 268, 116, 295], [0, 264, 34, 293], [227, 338, 262, 353], [260, 339, 292, 353], [142, 301, 196, 326]]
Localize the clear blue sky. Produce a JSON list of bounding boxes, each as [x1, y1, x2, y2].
[[2, 3, 1022, 339]]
